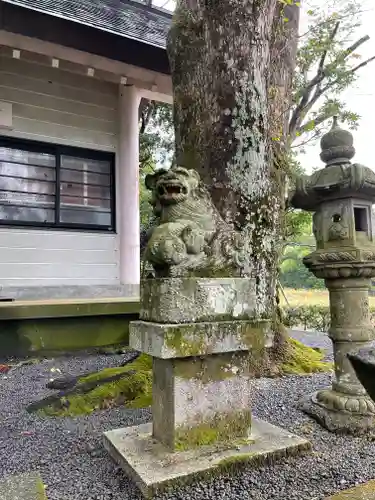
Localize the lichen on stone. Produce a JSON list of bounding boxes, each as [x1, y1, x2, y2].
[[174, 352, 251, 383], [165, 326, 207, 357]]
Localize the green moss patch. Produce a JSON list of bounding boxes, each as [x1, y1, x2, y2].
[[174, 410, 251, 451], [36, 477, 47, 500], [165, 326, 206, 357], [40, 354, 152, 417], [281, 338, 333, 375]]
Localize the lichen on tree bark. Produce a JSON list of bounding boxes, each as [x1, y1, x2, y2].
[[167, 0, 296, 317]]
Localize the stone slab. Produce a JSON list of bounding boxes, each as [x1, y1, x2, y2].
[[0, 472, 47, 499], [140, 277, 257, 324], [326, 480, 375, 499], [103, 418, 311, 498], [129, 319, 272, 358]]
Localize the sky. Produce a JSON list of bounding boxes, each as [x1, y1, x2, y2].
[[299, 0, 375, 172]]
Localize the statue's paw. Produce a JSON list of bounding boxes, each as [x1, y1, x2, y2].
[[168, 262, 190, 278], [168, 253, 208, 278], [163, 239, 187, 265], [181, 226, 206, 254]]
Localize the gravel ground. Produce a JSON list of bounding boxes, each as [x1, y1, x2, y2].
[[1, 331, 375, 500]]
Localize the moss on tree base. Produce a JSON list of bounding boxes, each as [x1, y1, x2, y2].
[[40, 354, 152, 417], [281, 338, 333, 375], [39, 338, 332, 417]]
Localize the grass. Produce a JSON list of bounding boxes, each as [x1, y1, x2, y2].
[[281, 288, 375, 308]]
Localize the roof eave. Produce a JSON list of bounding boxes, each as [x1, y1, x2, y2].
[[0, 2, 171, 75]]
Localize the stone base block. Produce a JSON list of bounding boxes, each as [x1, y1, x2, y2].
[[140, 277, 257, 324], [300, 390, 375, 434], [103, 419, 311, 498], [152, 355, 253, 450], [130, 319, 272, 358]]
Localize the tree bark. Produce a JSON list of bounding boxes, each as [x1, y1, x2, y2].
[[269, 2, 300, 145], [167, 0, 297, 319], [268, 1, 300, 353]]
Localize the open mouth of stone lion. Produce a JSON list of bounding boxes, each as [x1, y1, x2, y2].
[[157, 182, 188, 199]]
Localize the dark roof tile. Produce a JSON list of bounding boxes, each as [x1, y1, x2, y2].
[[2, 0, 171, 49]]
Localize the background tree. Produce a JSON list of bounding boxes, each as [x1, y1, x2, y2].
[[282, 0, 375, 285], [285, 0, 375, 236], [138, 100, 173, 230], [289, 0, 374, 150], [280, 243, 325, 289]]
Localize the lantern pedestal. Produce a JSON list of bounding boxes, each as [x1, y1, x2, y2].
[[300, 262, 375, 433]]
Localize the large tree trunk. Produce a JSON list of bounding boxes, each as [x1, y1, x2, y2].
[[167, 0, 297, 320], [268, 0, 300, 230], [269, 2, 300, 145], [268, 1, 300, 355]]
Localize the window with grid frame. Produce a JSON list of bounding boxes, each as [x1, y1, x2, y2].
[[0, 137, 115, 231]]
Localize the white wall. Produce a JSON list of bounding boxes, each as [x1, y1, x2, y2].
[[0, 55, 120, 286], [0, 228, 119, 286], [0, 55, 118, 150]]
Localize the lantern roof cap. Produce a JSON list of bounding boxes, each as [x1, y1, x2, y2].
[[320, 116, 355, 166]]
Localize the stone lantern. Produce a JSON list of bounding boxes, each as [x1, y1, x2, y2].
[[290, 117, 375, 433]]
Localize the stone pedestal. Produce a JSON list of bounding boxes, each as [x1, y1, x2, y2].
[[104, 278, 310, 497], [132, 317, 269, 451], [301, 277, 375, 433]]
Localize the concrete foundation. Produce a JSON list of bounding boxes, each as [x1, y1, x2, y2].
[[103, 419, 311, 498]]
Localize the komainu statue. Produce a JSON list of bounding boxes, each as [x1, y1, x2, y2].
[[142, 166, 250, 278]]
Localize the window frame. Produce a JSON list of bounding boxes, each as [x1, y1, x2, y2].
[[0, 136, 116, 233]]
